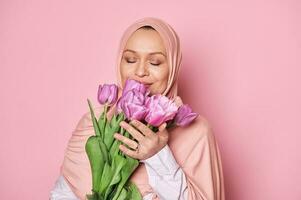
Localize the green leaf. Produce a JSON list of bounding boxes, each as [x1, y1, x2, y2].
[[116, 187, 127, 200], [86, 191, 104, 200], [111, 113, 117, 125], [104, 155, 127, 199], [87, 99, 102, 137], [98, 111, 106, 140], [104, 122, 114, 150], [109, 127, 125, 159], [106, 113, 125, 151], [98, 137, 109, 163], [85, 136, 105, 193], [124, 130, 129, 138], [101, 104, 109, 140], [111, 156, 139, 200], [86, 191, 98, 200], [99, 162, 113, 195], [127, 182, 142, 200]]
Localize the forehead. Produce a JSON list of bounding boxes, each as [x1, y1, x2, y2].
[[124, 29, 167, 55]]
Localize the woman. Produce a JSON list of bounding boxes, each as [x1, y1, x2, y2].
[[50, 17, 225, 200]]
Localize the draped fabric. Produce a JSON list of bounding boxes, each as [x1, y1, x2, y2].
[[60, 17, 225, 200]]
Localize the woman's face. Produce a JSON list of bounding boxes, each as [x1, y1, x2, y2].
[[120, 28, 169, 95]]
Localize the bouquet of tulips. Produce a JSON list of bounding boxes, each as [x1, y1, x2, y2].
[[85, 79, 198, 200]]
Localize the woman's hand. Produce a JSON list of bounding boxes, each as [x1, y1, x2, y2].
[[114, 120, 168, 160]]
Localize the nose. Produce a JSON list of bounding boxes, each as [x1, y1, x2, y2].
[[135, 61, 149, 77]]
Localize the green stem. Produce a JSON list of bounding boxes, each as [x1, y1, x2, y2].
[[119, 127, 125, 157], [102, 104, 108, 141], [146, 123, 154, 132]]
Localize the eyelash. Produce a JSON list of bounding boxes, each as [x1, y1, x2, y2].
[[126, 60, 161, 66]]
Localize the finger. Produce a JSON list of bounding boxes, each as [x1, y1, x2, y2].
[[119, 144, 139, 159], [120, 121, 144, 142], [114, 133, 138, 150], [130, 120, 154, 137], [158, 122, 167, 132], [158, 122, 169, 140]]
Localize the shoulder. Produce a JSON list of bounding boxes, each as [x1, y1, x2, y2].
[[185, 114, 216, 147], [185, 114, 214, 141], [168, 115, 217, 167], [169, 114, 215, 151]]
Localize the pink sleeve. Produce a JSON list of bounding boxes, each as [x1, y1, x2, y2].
[[182, 121, 225, 200]]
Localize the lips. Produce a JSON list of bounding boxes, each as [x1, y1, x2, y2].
[[133, 79, 152, 86], [142, 82, 152, 87], [138, 81, 152, 86]]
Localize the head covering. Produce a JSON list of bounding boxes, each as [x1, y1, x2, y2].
[[60, 17, 225, 200], [115, 17, 182, 99]]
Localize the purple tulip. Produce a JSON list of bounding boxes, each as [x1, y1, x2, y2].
[[144, 94, 178, 127], [122, 79, 149, 95], [97, 84, 118, 105], [174, 104, 199, 127], [117, 89, 148, 121]]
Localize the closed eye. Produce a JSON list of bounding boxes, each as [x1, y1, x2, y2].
[[126, 60, 136, 64]]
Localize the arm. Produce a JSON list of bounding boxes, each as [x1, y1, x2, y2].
[[141, 144, 188, 200], [181, 118, 225, 200], [115, 119, 189, 200], [142, 116, 225, 200]]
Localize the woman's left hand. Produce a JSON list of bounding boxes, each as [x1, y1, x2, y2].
[[114, 120, 168, 160]]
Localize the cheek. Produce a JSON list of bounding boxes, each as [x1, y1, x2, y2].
[[154, 64, 169, 83], [150, 64, 169, 93], [120, 63, 134, 85]]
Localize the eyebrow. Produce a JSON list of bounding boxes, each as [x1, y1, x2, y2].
[[123, 49, 166, 57]]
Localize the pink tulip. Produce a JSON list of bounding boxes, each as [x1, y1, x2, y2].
[[122, 79, 149, 95], [117, 89, 148, 121], [97, 84, 118, 105], [174, 104, 199, 127], [144, 94, 178, 127]]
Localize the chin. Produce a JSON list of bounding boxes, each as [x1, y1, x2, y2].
[[149, 90, 162, 95]]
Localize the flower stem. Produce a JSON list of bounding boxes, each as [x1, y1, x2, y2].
[[119, 127, 125, 157], [147, 123, 155, 131], [102, 104, 108, 140]]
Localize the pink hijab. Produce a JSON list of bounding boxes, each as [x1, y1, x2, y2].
[[115, 17, 181, 99], [60, 17, 225, 200]]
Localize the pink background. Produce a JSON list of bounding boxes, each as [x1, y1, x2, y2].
[[0, 0, 300, 199]]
